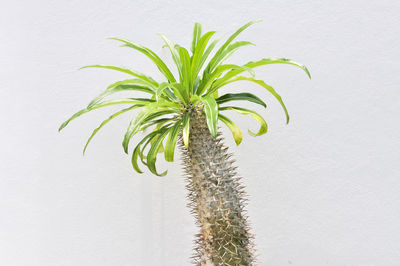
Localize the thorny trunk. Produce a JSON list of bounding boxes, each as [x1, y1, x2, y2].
[[180, 110, 256, 265]]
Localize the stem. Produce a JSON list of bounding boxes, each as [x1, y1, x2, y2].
[[180, 109, 256, 265]]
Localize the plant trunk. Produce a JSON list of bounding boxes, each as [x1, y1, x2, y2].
[[180, 109, 256, 265]]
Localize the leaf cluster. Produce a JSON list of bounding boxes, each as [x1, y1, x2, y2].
[[59, 20, 310, 176]]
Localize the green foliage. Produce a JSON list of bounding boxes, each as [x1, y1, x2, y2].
[[59, 20, 310, 175]]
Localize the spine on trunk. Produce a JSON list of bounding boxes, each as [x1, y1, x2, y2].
[[180, 109, 256, 265]]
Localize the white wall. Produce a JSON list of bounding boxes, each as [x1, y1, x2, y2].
[[1, 0, 400, 265]]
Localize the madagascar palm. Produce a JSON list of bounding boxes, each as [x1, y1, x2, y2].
[[59, 20, 310, 265]]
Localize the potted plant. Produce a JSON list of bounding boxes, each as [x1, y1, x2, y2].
[[59, 20, 310, 265]]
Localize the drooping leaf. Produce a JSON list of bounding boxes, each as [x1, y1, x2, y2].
[[109, 37, 176, 83], [80, 65, 158, 87], [83, 105, 139, 154], [220, 106, 268, 136], [106, 78, 157, 91], [215, 76, 290, 123], [88, 84, 155, 108], [201, 94, 218, 138], [122, 101, 180, 153], [59, 99, 147, 131], [214, 57, 311, 90], [139, 117, 173, 133], [164, 120, 182, 162], [131, 129, 164, 173], [147, 126, 171, 176], [216, 93, 266, 108], [218, 114, 243, 145]]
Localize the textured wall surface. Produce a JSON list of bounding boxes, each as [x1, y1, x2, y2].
[[1, 0, 400, 265]]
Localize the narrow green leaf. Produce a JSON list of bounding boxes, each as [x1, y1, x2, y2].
[[106, 78, 157, 91], [139, 117, 172, 133], [178, 46, 191, 90], [59, 99, 147, 131], [191, 22, 202, 54], [191, 31, 216, 83], [196, 38, 220, 82], [87, 85, 154, 108], [122, 101, 180, 153], [109, 37, 176, 83], [201, 95, 218, 138], [214, 41, 255, 67], [182, 112, 190, 148], [245, 58, 311, 79], [156, 82, 171, 100], [216, 93, 266, 108], [131, 129, 164, 173], [169, 82, 189, 103], [147, 127, 171, 176], [206, 20, 261, 72], [214, 57, 311, 90], [198, 64, 253, 95], [218, 114, 243, 145], [220, 106, 267, 136], [83, 105, 138, 154], [164, 121, 182, 162], [158, 34, 183, 81], [80, 65, 158, 87], [223, 76, 289, 123]]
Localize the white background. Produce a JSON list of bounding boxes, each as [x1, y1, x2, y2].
[[1, 0, 400, 265]]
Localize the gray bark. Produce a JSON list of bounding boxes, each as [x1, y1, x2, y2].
[[180, 109, 256, 265]]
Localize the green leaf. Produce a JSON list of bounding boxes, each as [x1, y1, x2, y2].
[[80, 65, 158, 87], [191, 22, 202, 54], [214, 41, 255, 67], [138, 127, 170, 166], [220, 106, 267, 136], [131, 129, 164, 173], [245, 58, 311, 79], [201, 95, 218, 138], [59, 99, 147, 131], [169, 82, 189, 103], [218, 114, 243, 145], [196, 38, 220, 84], [106, 78, 157, 91], [147, 127, 171, 176], [158, 34, 183, 81], [155, 82, 177, 102], [164, 120, 182, 162], [83, 105, 138, 154], [214, 57, 311, 90], [178, 46, 191, 91], [205, 20, 261, 72], [122, 101, 180, 153], [139, 119, 171, 134], [88, 84, 155, 108], [109, 37, 176, 83], [156, 82, 171, 100], [198, 64, 253, 95], [216, 93, 266, 108], [191, 31, 216, 83], [218, 76, 290, 124], [182, 112, 190, 148]]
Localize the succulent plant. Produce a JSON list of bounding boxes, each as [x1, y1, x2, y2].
[[59, 20, 310, 265]]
